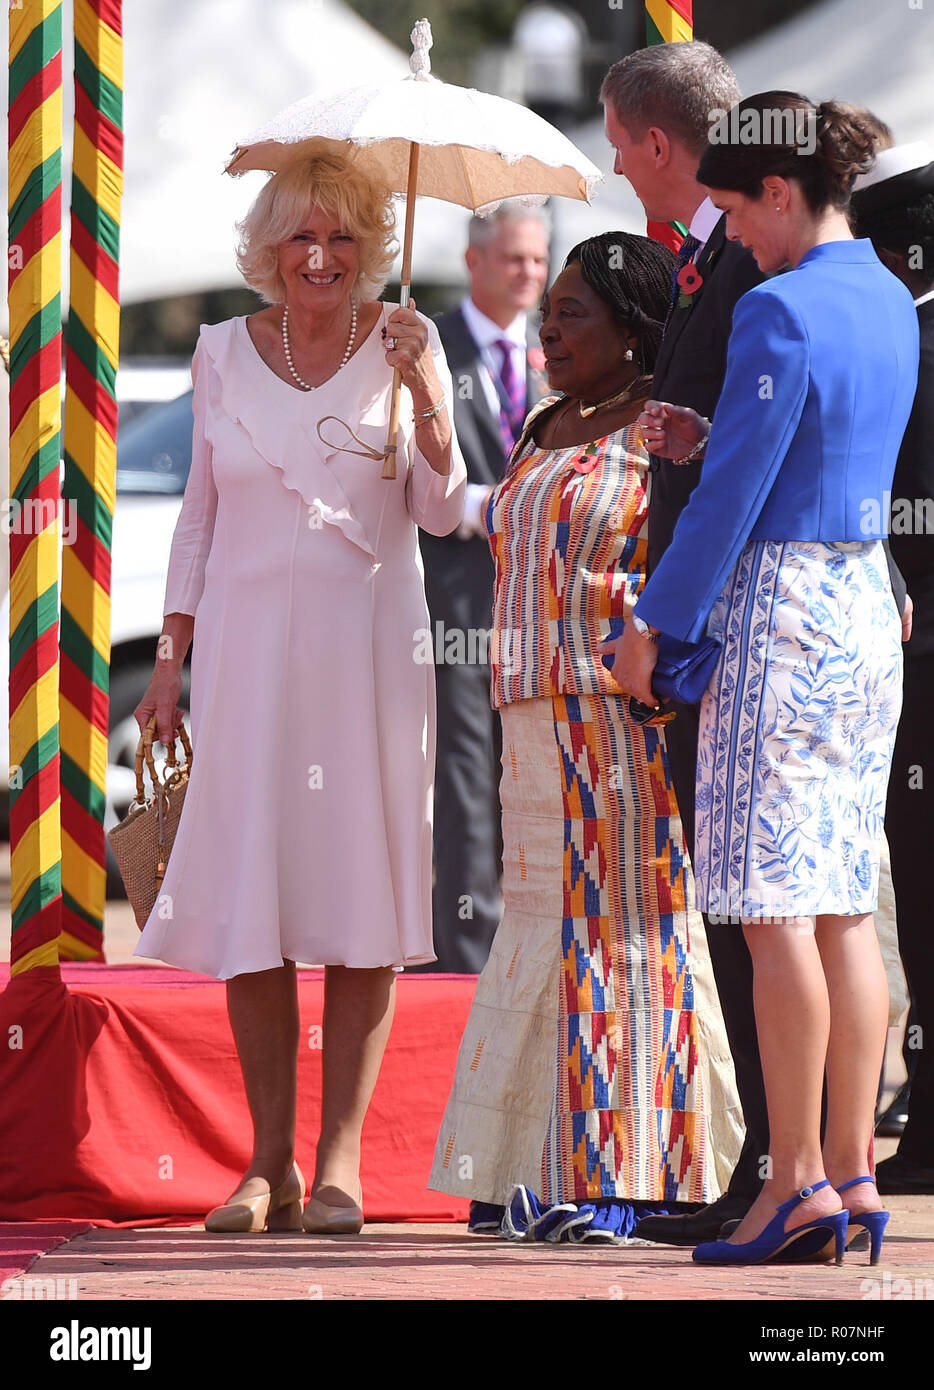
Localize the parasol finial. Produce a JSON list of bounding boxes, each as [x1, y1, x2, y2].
[[409, 18, 432, 80]]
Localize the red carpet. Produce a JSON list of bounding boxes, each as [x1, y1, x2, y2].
[[0, 965, 474, 1226], [0, 1222, 93, 1286]]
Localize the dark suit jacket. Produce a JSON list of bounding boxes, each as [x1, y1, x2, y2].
[[648, 216, 763, 574], [419, 305, 548, 638], [891, 297, 934, 656]]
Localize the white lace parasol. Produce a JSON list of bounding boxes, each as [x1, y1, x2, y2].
[[226, 19, 602, 213]]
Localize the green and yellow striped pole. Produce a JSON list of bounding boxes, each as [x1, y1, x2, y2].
[[59, 0, 123, 960], [7, 0, 64, 976]]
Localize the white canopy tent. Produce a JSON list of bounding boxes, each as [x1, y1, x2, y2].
[[0, 0, 475, 316], [727, 0, 934, 145], [3, 0, 929, 318]]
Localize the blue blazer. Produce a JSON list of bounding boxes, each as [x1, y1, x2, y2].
[[635, 239, 920, 643]]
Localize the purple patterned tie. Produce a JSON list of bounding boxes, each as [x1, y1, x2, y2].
[[495, 338, 526, 459]]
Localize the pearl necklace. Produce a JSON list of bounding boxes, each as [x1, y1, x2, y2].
[[281, 299, 357, 390]]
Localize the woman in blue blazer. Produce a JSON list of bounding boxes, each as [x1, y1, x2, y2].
[[606, 93, 919, 1265]]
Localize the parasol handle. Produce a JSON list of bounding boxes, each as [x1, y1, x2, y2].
[[383, 141, 420, 480]]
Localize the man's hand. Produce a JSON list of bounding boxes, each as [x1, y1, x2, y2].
[[457, 483, 494, 540], [597, 621, 659, 706]]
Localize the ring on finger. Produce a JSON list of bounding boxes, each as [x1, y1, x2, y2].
[[386, 336, 397, 350]]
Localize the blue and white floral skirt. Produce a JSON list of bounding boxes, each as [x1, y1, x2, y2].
[[695, 539, 902, 922]]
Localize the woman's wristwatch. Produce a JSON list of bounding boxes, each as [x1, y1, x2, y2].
[[632, 615, 660, 643]]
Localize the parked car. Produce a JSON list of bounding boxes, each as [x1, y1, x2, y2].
[[1, 363, 196, 893], [107, 359, 192, 428]]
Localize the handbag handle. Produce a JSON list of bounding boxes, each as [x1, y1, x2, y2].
[[130, 714, 193, 813]]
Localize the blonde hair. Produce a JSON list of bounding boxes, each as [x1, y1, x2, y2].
[[236, 140, 398, 304]]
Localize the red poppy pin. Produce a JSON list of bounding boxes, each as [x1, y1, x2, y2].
[[572, 444, 599, 474], [676, 261, 704, 308], [528, 347, 546, 372]]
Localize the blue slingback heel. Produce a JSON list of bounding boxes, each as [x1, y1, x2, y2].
[[836, 1176, 889, 1265], [693, 1179, 849, 1266]]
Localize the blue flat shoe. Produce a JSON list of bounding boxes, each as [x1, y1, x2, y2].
[[502, 1185, 578, 1241], [836, 1176, 890, 1265], [467, 1200, 505, 1235], [497, 1185, 678, 1243], [693, 1179, 848, 1266]]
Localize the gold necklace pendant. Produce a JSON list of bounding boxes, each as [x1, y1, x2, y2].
[[578, 374, 650, 420]]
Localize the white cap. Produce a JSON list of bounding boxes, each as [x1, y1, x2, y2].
[[852, 140, 934, 192]]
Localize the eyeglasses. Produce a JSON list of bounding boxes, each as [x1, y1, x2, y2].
[[628, 696, 677, 727]]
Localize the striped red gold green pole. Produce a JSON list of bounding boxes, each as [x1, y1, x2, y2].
[[645, 0, 693, 250], [646, 0, 693, 45], [7, 0, 65, 976], [59, 0, 123, 960]]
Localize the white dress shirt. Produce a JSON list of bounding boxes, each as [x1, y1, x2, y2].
[[457, 297, 529, 538], [688, 195, 722, 251]]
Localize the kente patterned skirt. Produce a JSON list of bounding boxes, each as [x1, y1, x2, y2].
[[696, 540, 903, 923], [428, 692, 743, 1212]]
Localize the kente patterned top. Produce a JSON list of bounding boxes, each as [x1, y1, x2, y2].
[[484, 397, 648, 708]]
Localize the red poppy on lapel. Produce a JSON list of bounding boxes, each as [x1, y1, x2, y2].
[[528, 347, 546, 372], [677, 262, 704, 295]]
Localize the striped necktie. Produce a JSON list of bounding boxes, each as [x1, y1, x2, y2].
[[667, 233, 701, 319], [495, 338, 526, 459]]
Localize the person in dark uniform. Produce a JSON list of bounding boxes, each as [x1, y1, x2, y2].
[[852, 143, 934, 1195], [419, 205, 550, 972]]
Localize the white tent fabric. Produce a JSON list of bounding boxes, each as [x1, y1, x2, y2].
[[0, 0, 474, 315], [727, 0, 934, 144]]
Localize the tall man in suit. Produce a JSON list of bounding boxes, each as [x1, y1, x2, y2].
[[601, 41, 768, 1242], [853, 144, 934, 1195], [419, 205, 550, 973]]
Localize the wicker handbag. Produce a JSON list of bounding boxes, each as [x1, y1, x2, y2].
[[107, 713, 193, 929]]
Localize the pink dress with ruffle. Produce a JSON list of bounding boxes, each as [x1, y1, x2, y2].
[[134, 307, 467, 978]]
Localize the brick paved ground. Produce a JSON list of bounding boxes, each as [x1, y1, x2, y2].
[[3, 843, 931, 1302], [15, 1194, 934, 1301]]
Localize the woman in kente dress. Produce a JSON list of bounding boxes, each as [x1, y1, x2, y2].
[[429, 233, 743, 1242]]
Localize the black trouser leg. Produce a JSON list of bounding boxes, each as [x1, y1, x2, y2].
[[422, 661, 503, 974], [885, 654, 934, 1163], [664, 700, 770, 1200]]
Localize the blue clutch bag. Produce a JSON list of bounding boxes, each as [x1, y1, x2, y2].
[[600, 620, 721, 707], [652, 632, 722, 705]]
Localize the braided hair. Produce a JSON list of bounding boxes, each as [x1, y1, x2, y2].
[[563, 231, 676, 373]]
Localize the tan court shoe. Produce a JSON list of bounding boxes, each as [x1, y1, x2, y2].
[[302, 1185, 364, 1235], [204, 1161, 305, 1233]]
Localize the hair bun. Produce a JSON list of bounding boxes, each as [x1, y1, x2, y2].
[[815, 100, 876, 187]]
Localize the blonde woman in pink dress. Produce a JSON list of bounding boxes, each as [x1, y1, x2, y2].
[[133, 143, 466, 1234]]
